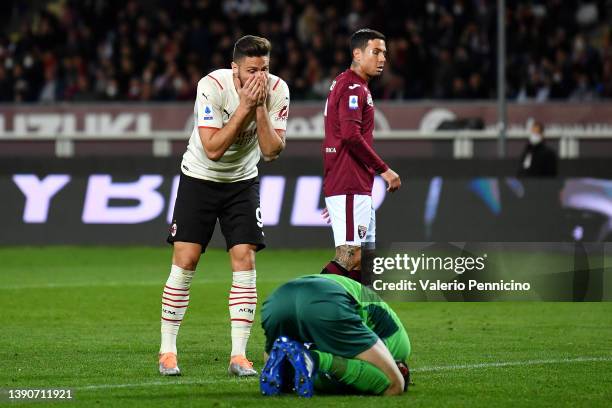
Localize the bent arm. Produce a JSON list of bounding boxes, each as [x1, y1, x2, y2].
[[199, 106, 252, 161], [256, 105, 285, 161], [354, 339, 405, 396], [340, 119, 389, 173]]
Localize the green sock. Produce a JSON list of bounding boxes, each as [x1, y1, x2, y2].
[[312, 349, 333, 371], [312, 350, 391, 395]]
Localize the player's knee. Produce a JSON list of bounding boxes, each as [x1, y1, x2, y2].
[[172, 257, 198, 271], [229, 244, 256, 271], [171, 241, 202, 271], [172, 247, 200, 271]]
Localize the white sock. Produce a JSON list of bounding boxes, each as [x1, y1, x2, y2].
[[160, 265, 195, 354], [229, 269, 257, 357]]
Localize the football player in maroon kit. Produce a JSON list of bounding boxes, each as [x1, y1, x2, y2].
[[321, 28, 401, 282]]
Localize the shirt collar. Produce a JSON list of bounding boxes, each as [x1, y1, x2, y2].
[[346, 69, 367, 86]]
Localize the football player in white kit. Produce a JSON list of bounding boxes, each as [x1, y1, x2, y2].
[[158, 35, 290, 377]]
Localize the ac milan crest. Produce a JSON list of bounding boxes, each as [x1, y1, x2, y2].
[[277, 105, 288, 121]]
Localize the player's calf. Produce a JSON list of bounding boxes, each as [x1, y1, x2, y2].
[[321, 245, 363, 282], [159, 264, 194, 375], [228, 268, 258, 376], [334, 244, 361, 271]]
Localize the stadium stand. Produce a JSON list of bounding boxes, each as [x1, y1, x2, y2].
[[0, 0, 610, 103]]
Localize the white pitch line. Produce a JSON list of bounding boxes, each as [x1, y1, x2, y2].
[[67, 356, 612, 392], [411, 356, 612, 372], [75, 377, 255, 391], [0, 280, 288, 290], [0, 281, 163, 290]]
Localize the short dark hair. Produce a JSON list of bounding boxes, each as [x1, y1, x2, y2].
[[350, 28, 386, 52], [233, 35, 271, 61]]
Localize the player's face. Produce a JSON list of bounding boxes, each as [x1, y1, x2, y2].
[[358, 39, 387, 77], [531, 123, 543, 136], [232, 56, 270, 86]]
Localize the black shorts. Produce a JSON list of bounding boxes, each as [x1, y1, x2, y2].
[[167, 173, 265, 253]]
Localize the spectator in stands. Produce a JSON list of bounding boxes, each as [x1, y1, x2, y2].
[[518, 121, 558, 177], [467, 72, 488, 99], [0, 0, 609, 102], [0, 65, 13, 101]]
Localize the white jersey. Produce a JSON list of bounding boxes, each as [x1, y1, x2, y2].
[[181, 69, 290, 182]]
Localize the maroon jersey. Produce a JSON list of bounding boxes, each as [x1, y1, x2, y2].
[[323, 69, 388, 197]]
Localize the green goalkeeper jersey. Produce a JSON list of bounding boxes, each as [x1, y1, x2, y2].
[[316, 274, 411, 361], [261, 274, 410, 361]]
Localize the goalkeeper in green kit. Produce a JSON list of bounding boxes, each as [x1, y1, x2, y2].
[[260, 274, 411, 397]]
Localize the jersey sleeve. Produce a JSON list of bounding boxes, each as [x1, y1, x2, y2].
[[196, 77, 224, 129], [268, 78, 290, 131], [337, 89, 389, 173], [337, 88, 364, 123]]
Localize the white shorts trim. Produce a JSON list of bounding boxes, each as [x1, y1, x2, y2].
[[325, 194, 376, 247]]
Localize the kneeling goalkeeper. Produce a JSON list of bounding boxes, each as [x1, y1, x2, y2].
[[260, 274, 411, 397]]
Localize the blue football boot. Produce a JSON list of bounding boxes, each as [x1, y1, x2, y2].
[[283, 340, 316, 398], [260, 336, 291, 396]]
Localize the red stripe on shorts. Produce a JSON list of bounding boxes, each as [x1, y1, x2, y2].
[[346, 194, 354, 241]]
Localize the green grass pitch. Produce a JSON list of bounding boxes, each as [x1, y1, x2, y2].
[[1, 247, 611, 407]]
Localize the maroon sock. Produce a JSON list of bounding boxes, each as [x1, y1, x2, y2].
[[347, 269, 361, 283], [321, 261, 348, 277]]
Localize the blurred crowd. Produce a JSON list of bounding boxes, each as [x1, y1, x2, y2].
[[0, 0, 610, 103]]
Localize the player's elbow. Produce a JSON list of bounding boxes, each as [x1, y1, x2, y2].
[[383, 369, 405, 396], [383, 378, 405, 396], [261, 144, 284, 162], [262, 154, 279, 162], [204, 147, 223, 162], [341, 134, 361, 147]]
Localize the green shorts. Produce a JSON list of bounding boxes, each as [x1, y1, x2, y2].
[[383, 325, 411, 362], [261, 276, 379, 358]]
